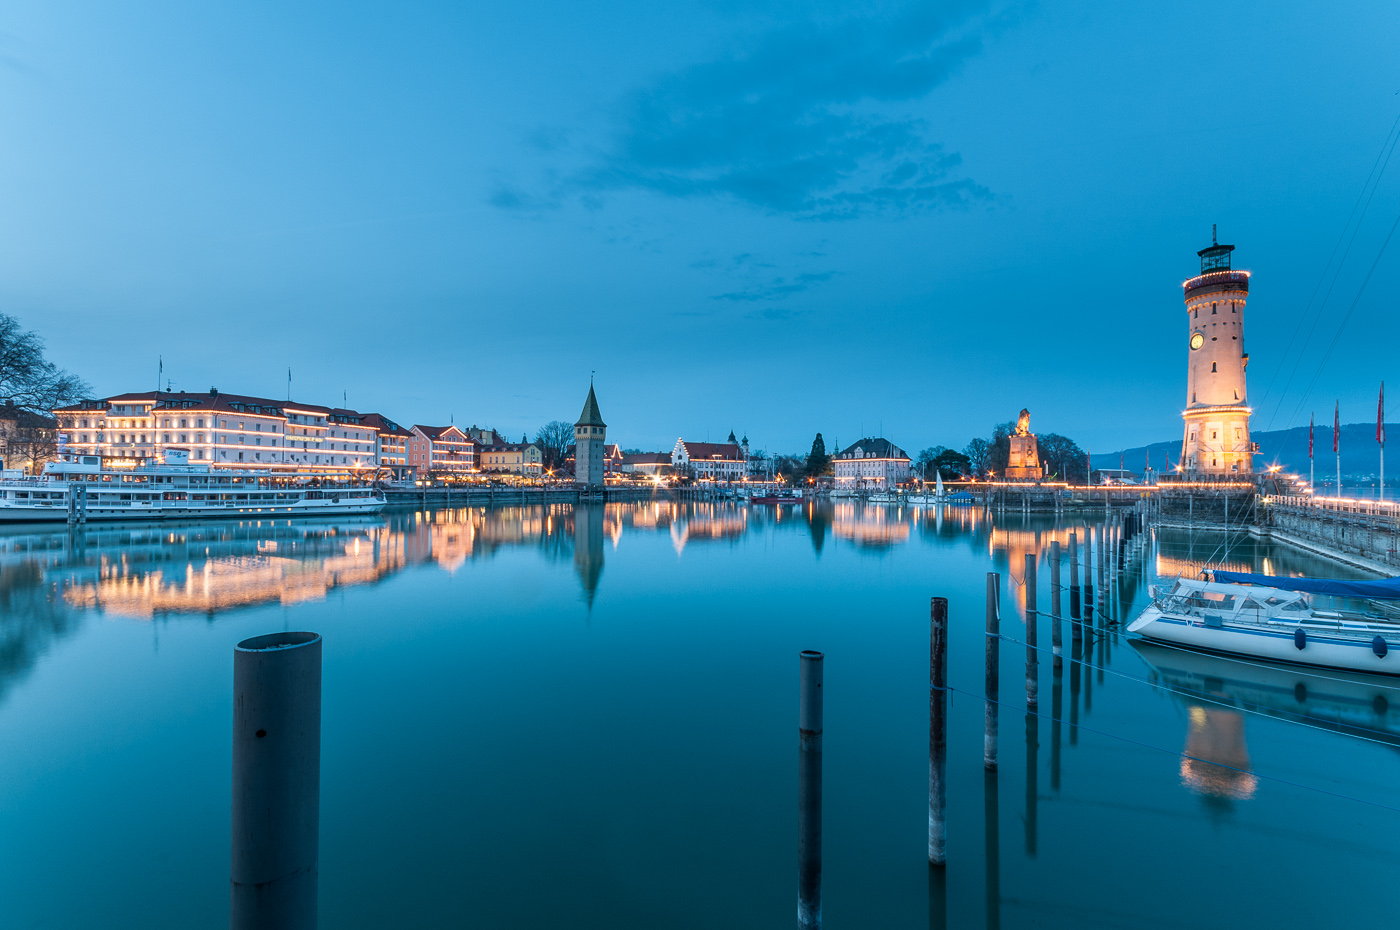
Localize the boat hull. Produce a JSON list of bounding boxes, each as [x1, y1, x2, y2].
[[0, 499, 386, 523], [1129, 606, 1400, 676]]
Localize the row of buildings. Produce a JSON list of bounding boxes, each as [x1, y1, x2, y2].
[[45, 382, 915, 489], [51, 389, 548, 481]]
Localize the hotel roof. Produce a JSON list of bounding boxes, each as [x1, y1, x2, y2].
[[836, 438, 909, 460]]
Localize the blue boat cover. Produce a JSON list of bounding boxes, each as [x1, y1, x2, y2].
[[1209, 570, 1400, 599]]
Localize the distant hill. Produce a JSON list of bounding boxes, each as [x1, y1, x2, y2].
[[1094, 422, 1396, 482]]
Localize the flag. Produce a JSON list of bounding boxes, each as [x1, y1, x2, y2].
[[1334, 401, 1340, 454], [1380, 382, 1386, 447], [1309, 413, 1314, 460]]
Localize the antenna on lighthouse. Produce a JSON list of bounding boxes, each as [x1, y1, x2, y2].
[[1212, 223, 1217, 245]]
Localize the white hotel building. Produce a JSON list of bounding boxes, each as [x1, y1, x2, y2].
[[54, 390, 386, 474], [833, 438, 911, 490]]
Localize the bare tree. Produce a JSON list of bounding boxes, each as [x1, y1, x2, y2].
[[534, 420, 574, 470], [963, 438, 991, 477], [0, 314, 90, 413]]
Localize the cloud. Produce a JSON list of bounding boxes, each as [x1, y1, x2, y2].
[[712, 270, 838, 302], [572, 3, 998, 219]]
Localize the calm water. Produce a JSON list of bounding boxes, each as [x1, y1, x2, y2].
[[1, 501, 1396, 929]]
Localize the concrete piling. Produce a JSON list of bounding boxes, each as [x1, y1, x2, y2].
[[929, 598, 948, 867], [231, 631, 322, 930], [1024, 553, 1038, 707], [984, 572, 1000, 771], [798, 650, 824, 930]]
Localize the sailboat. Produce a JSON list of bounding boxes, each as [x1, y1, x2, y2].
[[1128, 570, 1400, 675], [906, 471, 946, 506]]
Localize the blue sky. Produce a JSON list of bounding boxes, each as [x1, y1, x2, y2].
[[2, 1, 1398, 456]]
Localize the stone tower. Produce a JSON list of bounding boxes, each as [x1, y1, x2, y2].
[[1180, 230, 1255, 475], [574, 382, 606, 489]]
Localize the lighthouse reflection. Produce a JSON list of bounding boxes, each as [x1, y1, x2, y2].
[[1181, 706, 1258, 802]]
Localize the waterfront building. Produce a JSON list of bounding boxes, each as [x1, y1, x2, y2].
[[465, 426, 502, 446], [622, 452, 674, 478], [672, 439, 746, 482], [361, 413, 413, 479], [574, 383, 606, 490], [480, 439, 544, 476], [833, 438, 911, 490], [409, 425, 477, 474], [53, 390, 379, 474], [1180, 230, 1256, 475], [604, 443, 625, 477], [0, 405, 59, 475]]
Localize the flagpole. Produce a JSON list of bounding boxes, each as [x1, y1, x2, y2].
[[1335, 401, 1342, 501], [1299, 414, 1310, 498], [1380, 381, 1386, 504]]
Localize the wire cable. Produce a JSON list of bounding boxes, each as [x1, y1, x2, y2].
[[1261, 111, 1400, 429], [947, 685, 1400, 815]]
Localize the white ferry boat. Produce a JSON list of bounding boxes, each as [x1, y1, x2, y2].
[[1128, 573, 1400, 676], [2, 451, 386, 523]]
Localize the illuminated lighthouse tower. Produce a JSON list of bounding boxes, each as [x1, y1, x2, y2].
[[1180, 228, 1256, 475]]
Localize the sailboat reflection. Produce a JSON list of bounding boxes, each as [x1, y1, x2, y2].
[[1135, 640, 1400, 803], [1133, 640, 1400, 748]]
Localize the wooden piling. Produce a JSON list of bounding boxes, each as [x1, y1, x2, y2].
[[1049, 540, 1062, 668], [1068, 532, 1081, 641], [984, 572, 1000, 770], [1024, 553, 1038, 707], [929, 598, 948, 866], [1084, 526, 1095, 628]]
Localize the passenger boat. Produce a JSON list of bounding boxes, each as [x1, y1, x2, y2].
[[750, 491, 804, 505], [1128, 572, 1400, 676], [1, 451, 386, 523]]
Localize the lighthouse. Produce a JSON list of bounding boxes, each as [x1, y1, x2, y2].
[[1180, 228, 1255, 475]]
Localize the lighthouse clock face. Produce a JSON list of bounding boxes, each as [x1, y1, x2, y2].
[[1190, 333, 1204, 350]]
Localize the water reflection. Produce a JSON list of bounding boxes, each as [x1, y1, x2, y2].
[[1181, 706, 1258, 802]]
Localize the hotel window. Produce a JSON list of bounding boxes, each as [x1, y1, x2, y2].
[[180, 419, 188, 428], [180, 434, 188, 443], [239, 436, 245, 444], [197, 419, 205, 428], [196, 433, 204, 443], [140, 434, 147, 443], [81, 419, 89, 428], [163, 433, 171, 442]]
